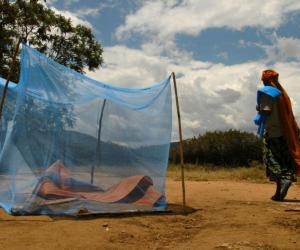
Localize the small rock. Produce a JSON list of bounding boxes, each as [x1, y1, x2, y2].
[[239, 241, 251, 246], [216, 243, 231, 249]]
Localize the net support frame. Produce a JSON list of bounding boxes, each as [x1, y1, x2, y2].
[[171, 72, 186, 212]]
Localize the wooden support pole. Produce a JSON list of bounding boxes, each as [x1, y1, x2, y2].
[[0, 38, 22, 121], [172, 72, 186, 212], [91, 98, 107, 184]]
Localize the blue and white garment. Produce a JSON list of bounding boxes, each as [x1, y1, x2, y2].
[[254, 86, 282, 137]]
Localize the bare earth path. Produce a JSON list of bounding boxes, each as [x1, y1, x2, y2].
[[0, 179, 299, 250]]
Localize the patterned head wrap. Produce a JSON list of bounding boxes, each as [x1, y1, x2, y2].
[[261, 69, 279, 83]]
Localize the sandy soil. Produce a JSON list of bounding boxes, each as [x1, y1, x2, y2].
[[0, 179, 299, 250]]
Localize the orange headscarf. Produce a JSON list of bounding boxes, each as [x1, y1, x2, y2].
[[262, 69, 300, 176]]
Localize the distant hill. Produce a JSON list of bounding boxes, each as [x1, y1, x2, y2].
[[7, 129, 168, 169]]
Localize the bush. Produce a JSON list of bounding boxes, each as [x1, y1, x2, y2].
[[169, 130, 262, 167]]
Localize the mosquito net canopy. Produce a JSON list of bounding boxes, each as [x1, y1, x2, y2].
[[0, 77, 17, 151], [0, 44, 172, 215]]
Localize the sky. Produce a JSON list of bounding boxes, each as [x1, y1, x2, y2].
[[46, 0, 300, 140]]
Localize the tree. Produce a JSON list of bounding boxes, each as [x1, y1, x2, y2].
[[169, 130, 263, 167], [0, 0, 104, 166], [0, 0, 103, 83]]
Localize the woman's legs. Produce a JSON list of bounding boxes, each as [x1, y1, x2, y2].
[[263, 136, 296, 201]]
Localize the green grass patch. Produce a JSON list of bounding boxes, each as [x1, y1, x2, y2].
[[167, 164, 267, 182]]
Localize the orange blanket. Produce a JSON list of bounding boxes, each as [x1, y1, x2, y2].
[[262, 70, 300, 176], [33, 160, 163, 207]]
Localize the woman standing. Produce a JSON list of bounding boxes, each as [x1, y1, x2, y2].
[[255, 69, 299, 201]]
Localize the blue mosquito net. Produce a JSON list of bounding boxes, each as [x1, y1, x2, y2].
[[0, 77, 17, 151], [0, 44, 172, 215]]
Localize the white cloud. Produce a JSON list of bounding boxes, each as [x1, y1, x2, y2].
[[260, 36, 300, 62], [46, 2, 121, 30], [88, 44, 300, 140], [76, 7, 102, 18], [116, 0, 300, 41], [48, 1, 300, 140], [47, 0, 80, 8], [46, 0, 123, 20], [75, 2, 121, 18], [47, 6, 93, 28]]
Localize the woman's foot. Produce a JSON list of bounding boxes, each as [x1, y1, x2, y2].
[[279, 179, 292, 200], [271, 180, 281, 201]]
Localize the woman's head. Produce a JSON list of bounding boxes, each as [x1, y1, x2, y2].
[[261, 69, 279, 86]]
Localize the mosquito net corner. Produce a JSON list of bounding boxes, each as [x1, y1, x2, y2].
[[0, 44, 172, 215]]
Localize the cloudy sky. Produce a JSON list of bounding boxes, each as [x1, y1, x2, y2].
[[46, 0, 300, 140]]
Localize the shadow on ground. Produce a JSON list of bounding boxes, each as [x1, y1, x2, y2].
[[283, 199, 300, 203], [49, 203, 200, 221]]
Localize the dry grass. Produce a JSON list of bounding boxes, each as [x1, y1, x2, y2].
[[167, 164, 267, 182]]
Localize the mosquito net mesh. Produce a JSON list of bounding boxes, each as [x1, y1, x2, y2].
[[0, 44, 172, 215], [0, 78, 17, 152]]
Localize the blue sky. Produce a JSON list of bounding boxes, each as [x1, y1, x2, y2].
[[47, 0, 300, 139]]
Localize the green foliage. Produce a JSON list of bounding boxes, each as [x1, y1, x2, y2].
[[0, 0, 103, 82], [170, 130, 263, 167], [168, 164, 266, 182]]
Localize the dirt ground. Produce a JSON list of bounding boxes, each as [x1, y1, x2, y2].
[[0, 179, 299, 250]]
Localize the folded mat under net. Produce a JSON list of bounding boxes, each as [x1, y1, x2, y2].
[[12, 160, 164, 214]]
